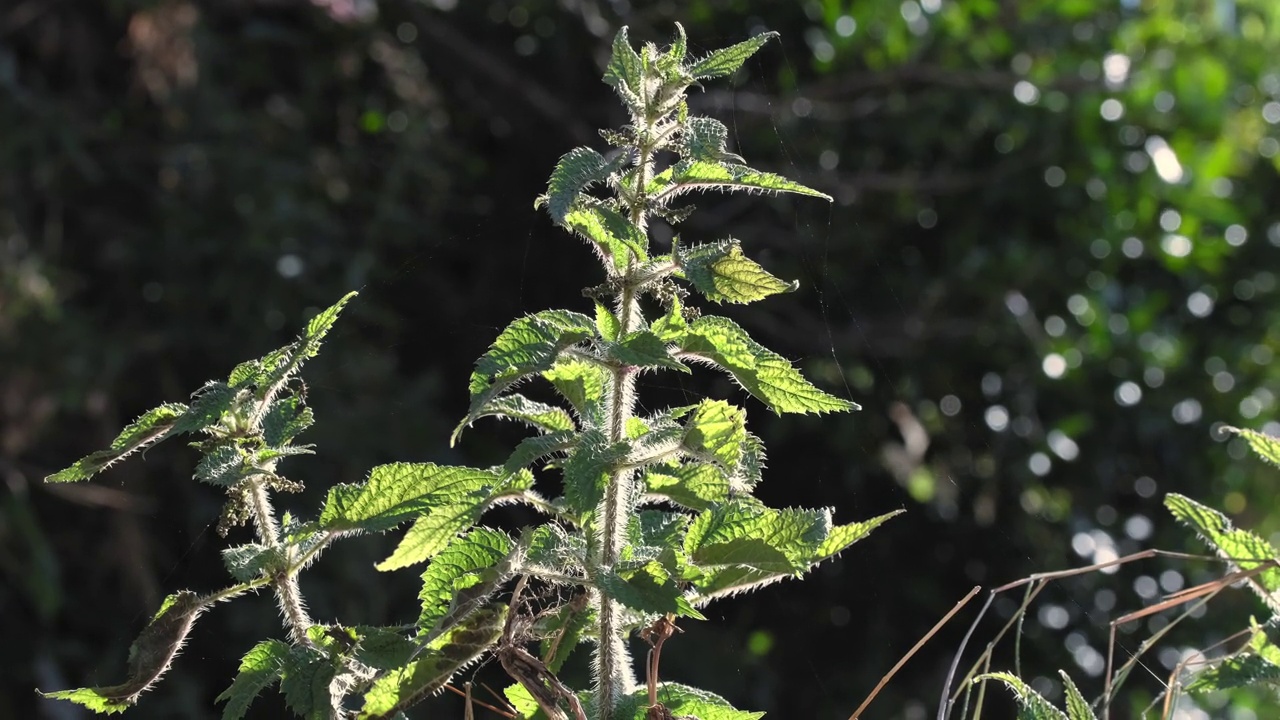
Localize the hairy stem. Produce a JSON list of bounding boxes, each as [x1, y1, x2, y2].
[[246, 474, 314, 645]]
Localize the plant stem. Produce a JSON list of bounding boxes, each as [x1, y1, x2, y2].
[[246, 473, 314, 645]]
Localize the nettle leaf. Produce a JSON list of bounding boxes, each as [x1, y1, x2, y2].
[[678, 315, 856, 414], [263, 396, 314, 447], [596, 302, 622, 341], [604, 27, 644, 96], [194, 443, 248, 487], [467, 394, 576, 436], [563, 429, 631, 517], [818, 510, 903, 561], [547, 147, 622, 224], [418, 528, 514, 638], [681, 116, 741, 164], [46, 402, 188, 482], [686, 31, 779, 80], [350, 626, 417, 671], [657, 161, 830, 202], [974, 672, 1069, 720], [644, 462, 731, 511], [215, 639, 290, 720], [41, 591, 206, 712], [608, 330, 688, 372], [679, 239, 796, 304], [359, 605, 507, 720], [302, 291, 358, 359], [278, 645, 339, 720], [686, 500, 876, 575], [1059, 671, 1097, 720], [543, 358, 610, 422], [682, 399, 747, 470], [650, 296, 690, 343], [1226, 426, 1280, 469], [173, 380, 238, 433], [230, 292, 357, 393], [221, 543, 283, 582], [534, 596, 593, 673], [564, 204, 648, 274], [459, 310, 596, 441], [598, 561, 704, 619], [1187, 652, 1280, 692], [504, 430, 577, 475], [321, 463, 518, 534], [616, 683, 764, 720], [1166, 493, 1280, 609]]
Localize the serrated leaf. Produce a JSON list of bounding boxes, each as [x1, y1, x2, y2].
[[504, 683, 542, 717], [263, 396, 314, 447], [666, 22, 688, 64], [351, 627, 418, 671], [279, 646, 338, 720], [460, 394, 576, 437], [1226, 426, 1280, 469], [41, 591, 206, 711], [46, 403, 188, 482], [563, 429, 630, 517], [460, 310, 596, 440], [975, 672, 1068, 719], [301, 291, 357, 360], [173, 381, 238, 433], [687, 565, 792, 604], [504, 430, 577, 475], [543, 359, 610, 422], [684, 500, 831, 574], [681, 116, 741, 164], [194, 443, 247, 487], [220, 543, 283, 582], [682, 399, 747, 470], [215, 639, 289, 720], [564, 204, 648, 274], [651, 296, 690, 343], [679, 240, 796, 304], [678, 315, 856, 414], [609, 331, 688, 372], [604, 27, 644, 95], [358, 605, 507, 720], [1165, 493, 1280, 609], [644, 463, 731, 511], [596, 302, 622, 341], [1058, 671, 1097, 720], [534, 596, 592, 673], [320, 463, 522, 534], [418, 529, 514, 638], [1187, 652, 1280, 692], [547, 147, 618, 224], [817, 510, 903, 560], [658, 161, 830, 202], [686, 31, 778, 80], [617, 683, 764, 720], [598, 561, 704, 619]]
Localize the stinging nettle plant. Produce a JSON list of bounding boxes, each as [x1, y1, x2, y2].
[[41, 25, 896, 720]]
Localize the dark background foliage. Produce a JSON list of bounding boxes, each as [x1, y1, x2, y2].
[[4, 0, 1280, 717]]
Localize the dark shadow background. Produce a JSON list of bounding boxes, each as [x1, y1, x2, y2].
[[4, 0, 1280, 718]]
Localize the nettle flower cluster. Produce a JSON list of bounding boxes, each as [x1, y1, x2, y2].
[[43, 26, 896, 720]]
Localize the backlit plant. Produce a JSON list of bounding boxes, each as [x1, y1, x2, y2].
[[41, 25, 895, 719]]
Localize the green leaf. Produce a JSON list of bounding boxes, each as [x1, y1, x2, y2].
[[650, 295, 690, 343], [599, 562, 704, 619], [220, 543, 283, 582], [659, 161, 830, 201], [359, 605, 507, 719], [418, 528, 514, 638], [504, 430, 576, 475], [686, 31, 778, 80], [679, 240, 796, 304], [596, 302, 622, 341], [46, 402, 188, 482], [504, 683, 542, 717], [1059, 671, 1097, 720], [644, 462, 731, 511], [459, 310, 596, 440], [681, 117, 741, 164], [1226, 426, 1280, 469], [817, 510, 903, 560], [974, 672, 1068, 719], [263, 396, 314, 447], [682, 399, 747, 471], [564, 204, 649, 274], [1187, 652, 1280, 692], [41, 591, 206, 711], [604, 27, 644, 94], [677, 315, 856, 414], [617, 683, 764, 719], [563, 429, 630, 517], [215, 639, 289, 720], [463, 394, 576, 437], [543, 359, 610, 422], [686, 565, 792, 604], [172, 381, 238, 433], [193, 443, 248, 487], [1165, 493, 1280, 607], [685, 502, 818, 574], [347, 626, 418, 671], [609, 331, 689, 372], [547, 147, 620, 224], [666, 22, 688, 65], [278, 646, 338, 720], [301, 291, 358, 359], [534, 596, 592, 673], [376, 470, 531, 572], [320, 463, 520, 534]]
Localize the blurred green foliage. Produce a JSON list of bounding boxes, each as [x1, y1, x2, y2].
[[3, 0, 1280, 717]]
